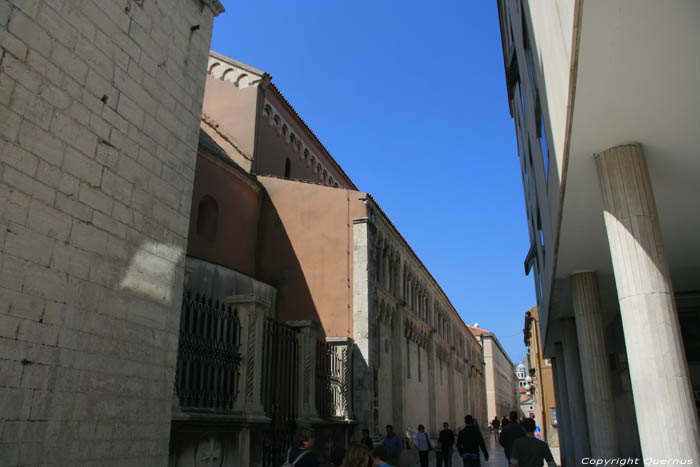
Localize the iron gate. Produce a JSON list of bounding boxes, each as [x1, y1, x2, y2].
[[261, 318, 298, 467]]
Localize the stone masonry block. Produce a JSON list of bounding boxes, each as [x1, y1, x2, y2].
[[116, 93, 144, 127], [8, 0, 40, 19], [92, 210, 126, 239], [20, 362, 51, 390], [27, 199, 71, 241], [2, 53, 42, 94], [1, 27, 30, 60], [88, 113, 111, 141], [36, 160, 78, 196], [24, 46, 63, 88], [3, 166, 55, 205], [101, 168, 133, 204], [63, 146, 102, 186], [50, 41, 89, 84], [0, 72, 16, 107], [117, 154, 148, 190], [137, 147, 161, 177], [55, 192, 92, 222], [8, 8, 52, 58], [0, 140, 39, 176], [0, 106, 22, 142], [40, 82, 72, 111], [50, 112, 97, 158], [75, 34, 113, 81], [36, 2, 79, 49], [77, 183, 113, 215], [0, 2, 11, 25], [10, 83, 54, 130], [50, 242, 91, 280], [22, 263, 67, 302], [18, 121, 65, 166], [69, 219, 108, 254], [0, 251, 27, 292]]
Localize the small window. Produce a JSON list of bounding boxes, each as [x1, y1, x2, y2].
[[273, 115, 280, 127], [285, 158, 291, 178], [263, 105, 271, 118], [197, 195, 218, 241]]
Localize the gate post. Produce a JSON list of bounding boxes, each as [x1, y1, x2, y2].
[[226, 294, 274, 418], [287, 320, 322, 426]]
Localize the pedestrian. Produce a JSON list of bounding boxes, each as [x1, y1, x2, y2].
[[501, 415, 509, 427], [341, 444, 371, 467], [438, 422, 455, 467], [361, 429, 374, 451], [383, 425, 403, 466], [499, 411, 525, 462], [414, 424, 433, 467], [508, 418, 557, 467], [370, 446, 393, 467], [491, 416, 501, 441], [456, 415, 488, 467], [283, 428, 319, 467]]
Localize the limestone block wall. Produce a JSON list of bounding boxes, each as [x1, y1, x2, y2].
[[0, 0, 222, 465]]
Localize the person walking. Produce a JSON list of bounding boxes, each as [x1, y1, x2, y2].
[[383, 425, 402, 466], [284, 428, 320, 467], [491, 417, 501, 441], [499, 411, 525, 463], [414, 424, 432, 467], [456, 415, 488, 467], [438, 422, 455, 467], [508, 418, 557, 467], [361, 429, 374, 451]]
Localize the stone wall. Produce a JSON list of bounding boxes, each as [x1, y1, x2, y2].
[[0, 0, 222, 464]]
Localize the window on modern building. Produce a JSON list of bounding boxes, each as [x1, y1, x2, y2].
[[536, 97, 550, 183], [197, 195, 218, 241], [285, 158, 291, 178]]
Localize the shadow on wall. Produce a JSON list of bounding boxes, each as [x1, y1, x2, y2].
[[255, 189, 326, 339]]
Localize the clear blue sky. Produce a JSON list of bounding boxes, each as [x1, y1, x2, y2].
[[211, 1, 534, 363]]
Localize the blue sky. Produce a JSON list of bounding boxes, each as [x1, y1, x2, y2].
[[211, 1, 534, 363]]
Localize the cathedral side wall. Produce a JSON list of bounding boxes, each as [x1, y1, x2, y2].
[[0, 1, 220, 464]]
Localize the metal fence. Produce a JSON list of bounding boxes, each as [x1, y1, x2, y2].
[[175, 290, 242, 410]]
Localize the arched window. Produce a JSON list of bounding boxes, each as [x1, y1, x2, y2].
[[285, 158, 291, 178], [197, 195, 218, 241]]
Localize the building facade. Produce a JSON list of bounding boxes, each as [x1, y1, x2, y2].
[[523, 306, 559, 459], [0, 0, 223, 465], [468, 326, 517, 424], [169, 51, 489, 465], [497, 0, 700, 463]]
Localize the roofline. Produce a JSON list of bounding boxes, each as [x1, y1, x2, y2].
[[266, 83, 358, 191], [209, 51, 267, 77]]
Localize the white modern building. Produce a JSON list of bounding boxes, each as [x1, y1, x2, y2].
[[497, 0, 700, 463]]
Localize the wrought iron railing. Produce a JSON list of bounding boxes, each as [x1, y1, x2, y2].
[[261, 318, 298, 467], [175, 290, 242, 410]]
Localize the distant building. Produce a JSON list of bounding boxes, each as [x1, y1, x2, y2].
[[524, 306, 559, 460], [468, 326, 517, 423], [497, 0, 700, 462]]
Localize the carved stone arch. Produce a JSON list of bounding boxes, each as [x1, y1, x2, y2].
[[208, 61, 221, 75], [234, 73, 248, 87], [221, 67, 235, 81]]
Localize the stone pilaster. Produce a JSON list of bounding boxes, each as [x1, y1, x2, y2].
[[224, 295, 272, 418], [570, 271, 619, 457], [392, 303, 406, 434], [595, 143, 700, 459], [428, 330, 438, 433], [352, 216, 375, 433], [287, 320, 322, 425], [560, 319, 590, 463], [552, 348, 574, 467]]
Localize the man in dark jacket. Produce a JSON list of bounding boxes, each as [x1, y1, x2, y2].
[[456, 415, 488, 467], [438, 422, 455, 467], [499, 411, 525, 462]]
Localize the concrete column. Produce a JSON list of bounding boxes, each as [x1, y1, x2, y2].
[[560, 319, 590, 463], [595, 144, 700, 459], [570, 272, 619, 457], [553, 348, 574, 467]]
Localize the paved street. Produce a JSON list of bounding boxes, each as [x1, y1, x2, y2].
[[416, 433, 509, 467]]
